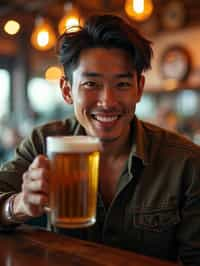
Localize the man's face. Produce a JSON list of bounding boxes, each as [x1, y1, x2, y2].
[[61, 48, 144, 142]]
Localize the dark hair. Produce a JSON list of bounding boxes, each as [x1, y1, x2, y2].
[[57, 14, 153, 84]]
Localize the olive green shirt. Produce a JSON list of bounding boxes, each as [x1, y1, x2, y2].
[[0, 116, 200, 265]]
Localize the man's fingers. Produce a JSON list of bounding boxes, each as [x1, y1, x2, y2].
[[29, 155, 50, 171], [24, 192, 48, 207], [25, 179, 49, 194], [23, 168, 49, 182], [13, 192, 47, 218], [18, 155, 51, 218]]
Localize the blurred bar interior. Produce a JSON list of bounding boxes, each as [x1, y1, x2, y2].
[[0, 0, 200, 163]]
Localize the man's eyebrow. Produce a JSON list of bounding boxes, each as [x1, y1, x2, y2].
[[82, 72, 102, 77], [82, 72, 133, 78], [115, 73, 133, 78]]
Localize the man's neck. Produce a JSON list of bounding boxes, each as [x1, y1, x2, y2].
[[100, 132, 131, 160]]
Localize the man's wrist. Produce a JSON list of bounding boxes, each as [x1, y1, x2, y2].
[[3, 194, 28, 224]]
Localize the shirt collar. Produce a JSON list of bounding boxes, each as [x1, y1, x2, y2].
[[73, 122, 86, 136], [129, 116, 150, 166]]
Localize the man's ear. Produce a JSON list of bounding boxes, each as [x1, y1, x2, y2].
[[60, 76, 73, 104], [136, 75, 145, 103]]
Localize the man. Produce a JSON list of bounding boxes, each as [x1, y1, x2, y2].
[[0, 14, 200, 265]]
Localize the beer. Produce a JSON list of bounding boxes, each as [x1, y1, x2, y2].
[[47, 136, 100, 228]]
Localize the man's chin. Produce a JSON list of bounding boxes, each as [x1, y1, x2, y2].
[[87, 127, 120, 142]]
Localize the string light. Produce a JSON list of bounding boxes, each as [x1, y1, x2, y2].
[[4, 20, 20, 35], [45, 66, 63, 81], [4, 2, 154, 51]]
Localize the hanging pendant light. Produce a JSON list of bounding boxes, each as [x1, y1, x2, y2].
[[125, 0, 154, 22], [31, 17, 56, 51], [58, 2, 82, 35]]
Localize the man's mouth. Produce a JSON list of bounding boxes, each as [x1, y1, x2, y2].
[[92, 115, 120, 122], [90, 113, 122, 130]]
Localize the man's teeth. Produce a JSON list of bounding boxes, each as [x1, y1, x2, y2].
[[94, 115, 118, 122]]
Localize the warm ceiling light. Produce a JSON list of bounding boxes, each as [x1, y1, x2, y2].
[[45, 66, 63, 81], [59, 15, 80, 34], [4, 20, 20, 35], [31, 17, 56, 51], [58, 3, 81, 35], [125, 0, 154, 21]]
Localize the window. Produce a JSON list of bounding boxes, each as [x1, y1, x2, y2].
[[136, 94, 156, 120], [176, 90, 199, 117], [0, 69, 10, 119], [27, 77, 73, 121]]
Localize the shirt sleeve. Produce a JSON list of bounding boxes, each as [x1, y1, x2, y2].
[[0, 126, 45, 196], [177, 154, 200, 265]]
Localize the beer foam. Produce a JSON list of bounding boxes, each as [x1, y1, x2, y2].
[[47, 136, 101, 153]]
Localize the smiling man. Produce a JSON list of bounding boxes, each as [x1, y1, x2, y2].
[[61, 47, 143, 142], [0, 15, 200, 265]]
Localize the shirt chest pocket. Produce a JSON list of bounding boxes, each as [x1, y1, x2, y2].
[[133, 208, 180, 233]]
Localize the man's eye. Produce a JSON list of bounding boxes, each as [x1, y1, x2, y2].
[[117, 82, 131, 89], [81, 81, 99, 89]]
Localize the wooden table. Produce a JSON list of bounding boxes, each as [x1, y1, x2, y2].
[[0, 226, 178, 266]]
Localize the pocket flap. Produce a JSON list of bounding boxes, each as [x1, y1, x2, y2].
[[134, 209, 180, 232]]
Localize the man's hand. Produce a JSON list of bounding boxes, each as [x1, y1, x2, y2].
[[13, 155, 50, 218]]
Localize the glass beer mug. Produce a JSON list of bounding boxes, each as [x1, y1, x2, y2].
[[46, 136, 100, 228]]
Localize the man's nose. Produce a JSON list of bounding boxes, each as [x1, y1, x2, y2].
[[97, 86, 117, 108]]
